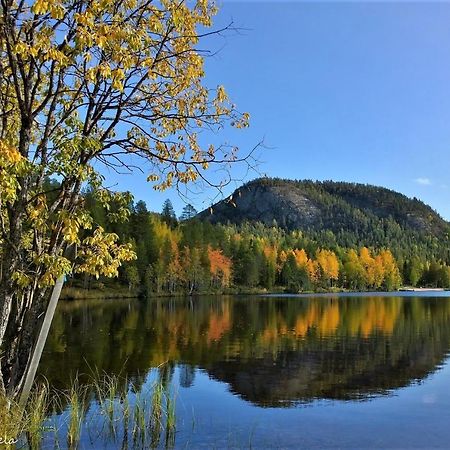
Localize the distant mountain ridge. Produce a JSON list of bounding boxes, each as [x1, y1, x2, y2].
[[198, 178, 450, 261]]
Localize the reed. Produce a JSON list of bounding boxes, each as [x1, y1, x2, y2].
[[151, 380, 164, 425], [0, 382, 56, 449], [149, 380, 164, 448], [131, 389, 147, 446], [120, 389, 130, 449], [26, 382, 50, 449], [94, 373, 121, 438], [0, 372, 178, 449], [0, 394, 25, 449], [121, 388, 130, 425], [64, 382, 85, 449], [164, 387, 176, 449]]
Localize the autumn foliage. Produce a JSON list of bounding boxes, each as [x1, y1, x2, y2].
[[208, 247, 232, 288], [0, 0, 252, 394], [104, 202, 406, 295]]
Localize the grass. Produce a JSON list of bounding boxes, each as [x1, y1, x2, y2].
[[149, 381, 164, 448], [132, 389, 146, 445], [27, 382, 50, 449], [64, 381, 85, 449], [0, 370, 178, 449], [0, 394, 26, 449], [0, 378, 263, 450], [61, 286, 139, 300], [164, 387, 176, 449], [0, 381, 52, 450], [93, 372, 120, 437]]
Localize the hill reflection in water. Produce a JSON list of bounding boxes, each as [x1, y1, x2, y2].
[[40, 294, 450, 407]]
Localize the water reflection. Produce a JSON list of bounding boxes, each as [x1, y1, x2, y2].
[[40, 295, 450, 406]]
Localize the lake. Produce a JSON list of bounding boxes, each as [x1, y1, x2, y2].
[[38, 292, 450, 449]]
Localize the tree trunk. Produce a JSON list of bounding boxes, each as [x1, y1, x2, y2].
[[0, 292, 13, 350], [0, 237, 22, 346], [0, 282, 50, 396], [19, 277, 64, 407]]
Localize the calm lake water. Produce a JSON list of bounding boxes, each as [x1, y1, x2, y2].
[[38, 292, 450, 449]]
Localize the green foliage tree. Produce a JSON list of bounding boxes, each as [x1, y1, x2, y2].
[[281, 254, 304, 292], [405, 257, 423, 287], [124, 265, 140, 291]]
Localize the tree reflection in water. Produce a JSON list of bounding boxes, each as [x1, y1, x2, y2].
[[40, 295, 450, 407]]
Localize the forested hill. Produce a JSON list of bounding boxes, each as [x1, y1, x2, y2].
[[198, 178, 450, 262], [61, 178, 450, 295]]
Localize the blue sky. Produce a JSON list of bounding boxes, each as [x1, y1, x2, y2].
[[102, 1, 450, 220]]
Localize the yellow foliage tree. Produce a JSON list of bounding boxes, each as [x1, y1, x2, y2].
[[316, 249, 339, 286], [373, 255, 385, 289], [379, 250, 402, 290], [343, 249, 365, 290], [359, 247, 376, 287], [0, 0, 250, 394], [306, 259, 320, 285], [293, 249, 308, 268]]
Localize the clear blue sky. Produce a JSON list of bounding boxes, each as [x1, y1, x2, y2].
[[102, 1, 450, 220]]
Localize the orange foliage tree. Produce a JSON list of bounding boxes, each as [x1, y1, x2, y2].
[[208, 246, 232, 288]]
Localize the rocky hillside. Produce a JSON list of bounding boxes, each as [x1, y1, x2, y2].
[[198, 178, 450, 260]]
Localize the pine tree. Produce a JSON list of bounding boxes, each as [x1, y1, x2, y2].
[[161, 199, 178, 228], [180, 204, 198, 221]]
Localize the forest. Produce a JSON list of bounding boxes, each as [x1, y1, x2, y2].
[[200, 178, 450, 263], [64, 185, 450, 296]]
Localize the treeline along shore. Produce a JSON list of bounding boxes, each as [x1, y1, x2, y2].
[[61, 179, 450, 299]]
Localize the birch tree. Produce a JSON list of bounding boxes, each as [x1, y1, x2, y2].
[[0, 0, 250, 395]]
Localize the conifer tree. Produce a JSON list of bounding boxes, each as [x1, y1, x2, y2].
[[180, 204, 198, 221], [162, 200, 178, 228]]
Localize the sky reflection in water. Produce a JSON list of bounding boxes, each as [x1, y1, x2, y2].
[[39, 293, 450, 448]]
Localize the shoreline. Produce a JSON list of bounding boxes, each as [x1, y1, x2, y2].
[[60, 286, 450, 301], [398, 287, 446, 292]]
